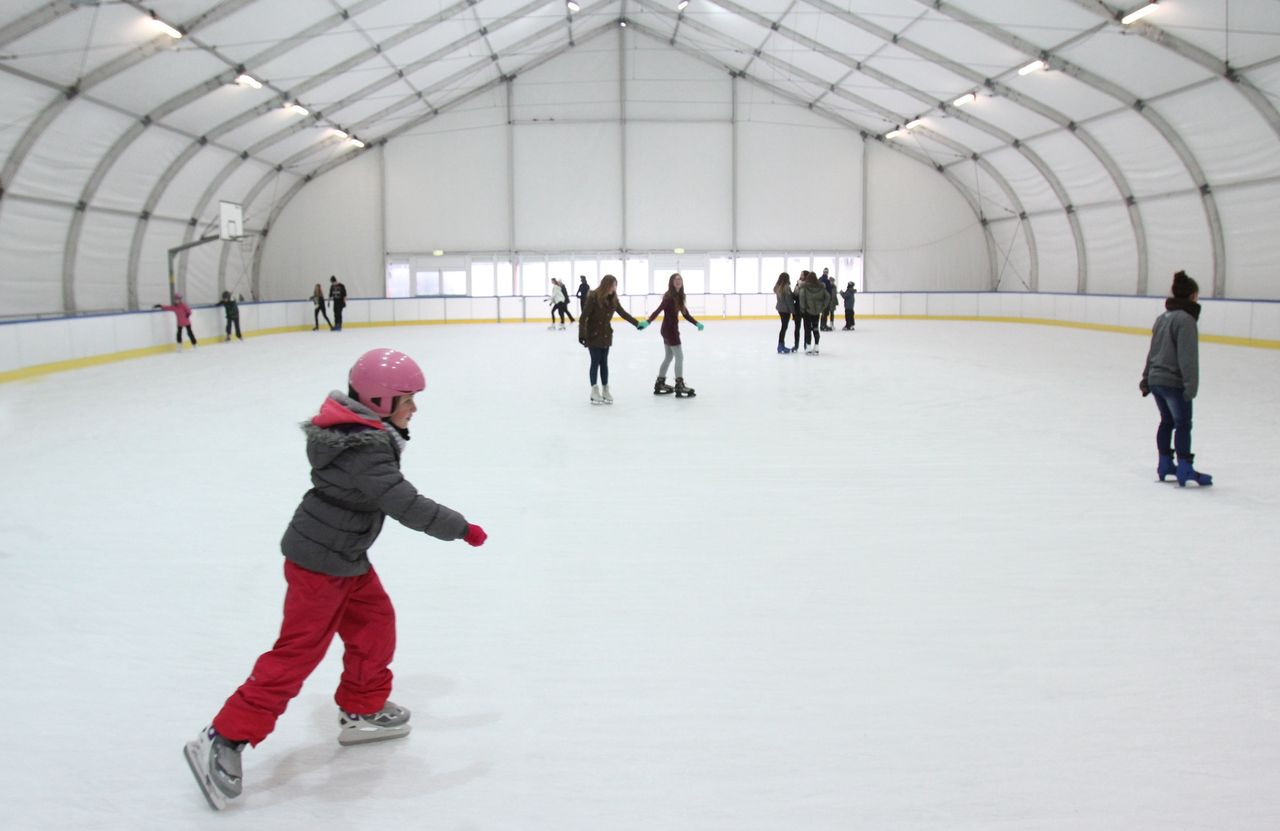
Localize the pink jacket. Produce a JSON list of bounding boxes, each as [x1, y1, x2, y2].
[[159, 301, 193, 326]]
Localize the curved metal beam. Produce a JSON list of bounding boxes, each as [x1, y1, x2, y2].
[[921, 0, 1226, 297]]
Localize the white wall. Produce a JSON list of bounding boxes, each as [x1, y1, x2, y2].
[[863, 141, 991, 291]]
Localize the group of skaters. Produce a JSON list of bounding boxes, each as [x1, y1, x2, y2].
[[154, 290, 244, 351], [310, 275, 348, 331], [773, 267, 857, 355]]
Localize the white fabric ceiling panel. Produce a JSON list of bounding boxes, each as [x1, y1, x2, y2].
[[895, 131, 967, 166], [1057, 30, 1215, 101], [902, 13, 1031, 78], [253, 126, 337, 167], [511, 41, 620, 122], [0, 199, 69, 317], [919, 114, 1006, 155], [625, 39, 732, 121], [483, 13, 557, 57], [137, 218, 188, 304], [845, 0, 926, 27], [1157, 1, 1280, 66], [90, 49, 229, 116], [178, 239, 220, 303], [1001, 70, 1118, 125], [989, 216, 1033, 291], [693, 5, 775, 50], [475, 0, 554, 26], [799, 14, 891, 60], [425, 63, 503, 109], [160, 83, 270, 137], [941, 0, 1101, 51], [9, 101, 133, 203], [624, 6, 674, 41], [953, 94, 1056, 138], [738, 115, 862, 250], [1243, 59, 1280, 102], [625, 121, 732, 250], [342, 82, 424, 128], [2, 5, 151, 88], [92, 128, 194, 213], [1153, 81, 1280, 187], [1027, 212, 1078, 293], [218, 108, 310, 152], [862, 44, 973, 101], [1083, 110, 1195, 198], [408, 85, 509, 136], [1025, 131, 1119, 209], [749, 65, 831, 108], [300, 56, 404, 113], [245, 169, 304, 227], [949, 158, 1019, 219], [832, 76, 926, 123], [253, 24, 375, 93], [154, 146, 238, 218], [1075, 203, 1137, 295], [384, 110, 511, 251], [982, 146, 1058, 214], [380, 19, 479, 68], [404, 48, 490, 92], [349, 0, 460, 32], [197, 0, 338, 64], [214, 159, 279, 218], [74, 212, 136, 313], [1138, 193, 1213, 298], [514, 122, 622, 250], [765, 37, 853, 87], [0, 74, 50, 163], [1216, 181, 1280, 300]]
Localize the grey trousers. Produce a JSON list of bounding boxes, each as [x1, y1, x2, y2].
[[658, 344, 684, 377]]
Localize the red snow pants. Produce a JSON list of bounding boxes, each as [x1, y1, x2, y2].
[[212, 560, 396, 746]]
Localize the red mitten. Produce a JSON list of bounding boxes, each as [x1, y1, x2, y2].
[[463, 524, 487, 547]]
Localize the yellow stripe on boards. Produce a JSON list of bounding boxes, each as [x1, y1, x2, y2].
[[3, 313, 1277, 385]]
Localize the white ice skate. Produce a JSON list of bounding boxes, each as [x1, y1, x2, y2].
[[338, 701, 412, 746], [184, 726, 245, 811], [601, 385, 614, 404], [590, 385, 605, 405]]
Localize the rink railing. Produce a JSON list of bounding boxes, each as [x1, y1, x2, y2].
[[3, 291, 1278, 381]]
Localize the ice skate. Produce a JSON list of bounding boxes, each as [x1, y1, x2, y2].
[[548, 324, 557, 330], [776, 344, 789, 354], [1157, 454, 1177, 482], [338, 701, 412, 746], [674, 378, 696, 398], [1176, 455, 1212, 487], [184, 726, 245, 811], [654, 376, 674, 395], [601, 384, 614, 404], [590, 385, 605, 405]]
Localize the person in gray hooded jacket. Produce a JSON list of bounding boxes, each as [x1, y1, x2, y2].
[[1140, 270, 1212, 487], [185, 348, 488, 811]]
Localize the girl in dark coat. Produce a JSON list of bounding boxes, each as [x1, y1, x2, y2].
[[645, 273, 703, 397], [578, 274, 643, 404], [575, 275, 589, 312], [311, 283, 332, 331], [773, 272, 794, 354], [796, 272, 828, 354]]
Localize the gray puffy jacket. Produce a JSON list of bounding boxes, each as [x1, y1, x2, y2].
[[280, 392, 469, 576]]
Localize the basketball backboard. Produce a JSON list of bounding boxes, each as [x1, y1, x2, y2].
[[219, 201, 244, 240]]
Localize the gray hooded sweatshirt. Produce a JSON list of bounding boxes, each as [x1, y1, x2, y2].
[[280, 392, 469, 576], [1142, 307, 1199, 400]]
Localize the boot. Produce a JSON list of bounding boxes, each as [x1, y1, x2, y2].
[[654, 376, 674, 395], [776, 343, 788, 354], [674, 377, 696, 398], [1157, 454, 1177, 482], [601, 384, 614, 404], [590, 385, 604, 405], [338, 700, 411, 746], [1176, 455, 1212, 487], [184, 726, 246, 810]]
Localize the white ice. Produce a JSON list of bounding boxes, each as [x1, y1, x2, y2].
[[1, 317, 1277, 830]]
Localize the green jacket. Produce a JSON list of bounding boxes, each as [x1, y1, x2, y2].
[[797, 281, 829, 316]]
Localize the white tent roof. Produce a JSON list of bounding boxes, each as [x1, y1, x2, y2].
[[2, 0, 1278, 314]]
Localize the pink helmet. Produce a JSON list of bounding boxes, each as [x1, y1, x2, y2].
[[348, 349, 425, 416]]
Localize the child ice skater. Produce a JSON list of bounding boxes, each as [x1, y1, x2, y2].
[[154, 292, 196, 351], [217, 291, 243, 341], [840, 282, 857, 330], [645, 272, 703, 397], [1139, 270, 1212, 486], [578, 274, 643, 404], [185, 348, 489, 810]]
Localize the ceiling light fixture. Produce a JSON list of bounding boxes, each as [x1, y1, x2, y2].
[[619, 19, 628, 28], [677, 0, 689, 10], [886, 128, 906, 139], [287, 102, 309, 116], [235, 73, 262, 89], [566, 0, 580, 12], [432, 250, 444, 256], [333, 128, 349, 139], [952, 92, 976, 107], [350, 138, 366, 148], [1018, 59, 1047, 76], [149, 11, 183, 39], [906, 118, 924, 129], [674, 247, 685, 254], [1121, 2, 1158, 25]]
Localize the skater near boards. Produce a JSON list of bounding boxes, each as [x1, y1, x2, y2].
[[645, 272, 702, 398]]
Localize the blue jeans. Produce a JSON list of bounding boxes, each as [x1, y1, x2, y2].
[[588, 346, 609, 386], [1151, 385, 1193, 460]]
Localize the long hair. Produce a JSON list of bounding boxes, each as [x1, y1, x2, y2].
[[664, 273, 686, 312], [773, 272, 791, 295], [312, 283, 323, 299], [588, 274, 618, 309]]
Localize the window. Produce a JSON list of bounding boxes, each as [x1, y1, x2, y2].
[[709, 257, 733, 293], [681, 268, 705, 294], [442, 269, 467, 296], [574, 259, 598, 289], [386, 263, 410, 298], [624, 258, 648, 295], [837, 255, 863, 290], [471, 261, 495, 296], [734, 257, 759, 294], [496, 261, 513, 296], [761, 256, 785, 289], [787, 255, 810, 277], [812, 255, 836, 279], [416, 270, 440, 296], [521, 259, 546, 297]]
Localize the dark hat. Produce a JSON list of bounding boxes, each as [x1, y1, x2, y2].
[[1171, 270, 1199, 299]]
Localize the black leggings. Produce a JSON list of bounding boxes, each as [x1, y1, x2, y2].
[[777, 312, 791, 345], [554, 302, 574, 323], [588, 346, 610, 386], [803, 314, 820, 347], [314, 306, 331, 328], [176, 325, 196, 345], [791, 312, 801, 347], [225, 317, 242, 339]]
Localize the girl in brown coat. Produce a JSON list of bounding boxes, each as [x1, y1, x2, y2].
[[578, 274, 643, 404]]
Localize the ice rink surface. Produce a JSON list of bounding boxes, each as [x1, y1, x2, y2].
[[1, 316, 1277, 830]]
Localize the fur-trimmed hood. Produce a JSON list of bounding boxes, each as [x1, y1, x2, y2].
[[301, 391, 395, 468]]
